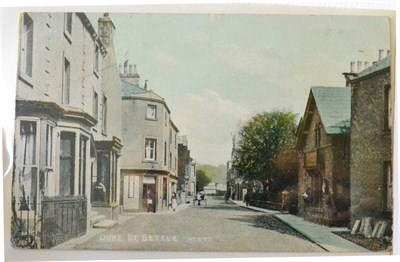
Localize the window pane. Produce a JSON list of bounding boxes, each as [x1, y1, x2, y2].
[[46, 125, 53, 167], [20, 121, 36, 165], [65, 13, 72, 34], [60, 133, 75, 196], [147, 105, 156, 119], [63, 57, 70, 104], [23, 14, 33, 77]]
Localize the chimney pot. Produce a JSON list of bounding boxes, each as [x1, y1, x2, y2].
[[387, 50, 390, 57], [379, 49, 384, 60], [364, 61, 370, 68], [357, 61, 363, 73], [119, 63, 122, 74], [350, 61, 356, 73], [144, 80, 148, 90]]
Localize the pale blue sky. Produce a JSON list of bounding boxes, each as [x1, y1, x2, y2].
[[90, 13, 390, 166]]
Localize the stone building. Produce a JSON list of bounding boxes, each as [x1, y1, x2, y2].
[[120, 66, 179, 213], [178, 135, 196, 197], [296, 86, 351, 227], [12, 12, 122, 248], [343, 54, 393, 226]]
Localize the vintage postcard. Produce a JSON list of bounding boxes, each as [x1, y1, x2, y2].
[[2, 3, 396, 261]]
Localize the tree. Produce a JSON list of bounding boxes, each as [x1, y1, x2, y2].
[[232, 111, 297, 197], [196, 169, 211, 192]]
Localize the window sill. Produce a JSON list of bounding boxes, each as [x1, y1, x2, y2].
[[64, 32, 72, 44], [143, 160, 157, 164], [145, 117, 158, 121], [18, 74, 33, 88]]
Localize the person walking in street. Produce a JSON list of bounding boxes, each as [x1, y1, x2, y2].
[[171, 192, 178, 211], [244, 193, 250, 206]]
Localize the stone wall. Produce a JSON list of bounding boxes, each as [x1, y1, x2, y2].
[[349, 69, 392, 225]]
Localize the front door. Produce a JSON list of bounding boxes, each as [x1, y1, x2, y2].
[[142, 177, 156, 212]]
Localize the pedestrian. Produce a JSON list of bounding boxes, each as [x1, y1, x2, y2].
[[244, 193, 250, 206], [196, 192, 201, 206], [171, 192, 178, 211]]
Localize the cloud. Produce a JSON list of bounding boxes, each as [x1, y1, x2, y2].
[[173, 89, 251, 165]]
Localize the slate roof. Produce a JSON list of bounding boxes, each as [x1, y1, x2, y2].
[[311, 86, 351, 134], [121, 79, 150, 97], [354, 56, 390, 80]]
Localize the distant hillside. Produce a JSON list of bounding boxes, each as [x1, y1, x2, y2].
[[197, 164, 227, 184]]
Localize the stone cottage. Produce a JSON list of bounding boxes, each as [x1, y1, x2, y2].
[[297, 86, 351, 227]]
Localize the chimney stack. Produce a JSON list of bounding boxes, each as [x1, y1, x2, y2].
[[98, 13, 116, 49], [364, 61, 370, 69], [124, 60, 128, 74], [350, 61, 356, 73], [119, 63, 122, 74], [387, 50, 390, 57], [357, 61, 363, 73], [144, 80, 148, 90], [129, 64, 133, 75], [134, 64, 138, 75], [378, 49, 385, 60]]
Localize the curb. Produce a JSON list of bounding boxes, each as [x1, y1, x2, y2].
[[271, 214, 330, 252]]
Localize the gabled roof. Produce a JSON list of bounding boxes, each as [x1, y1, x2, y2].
[[311, 86, 351, 134]]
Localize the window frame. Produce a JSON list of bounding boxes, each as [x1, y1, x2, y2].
[[63, 12, 72, 43], [384, 161, 393, 211], [19, 13, 34, 84], [384, 84, 392, 131], [102, 95, 107, 134], [62, 55, 71, 105], [93, 42, 100, 77], [146, 104, 157, 120], [45, 122, 55, 169], [144, 138, 157, 162], [17, 117, 40, 210], [93, 91, 98, 119]]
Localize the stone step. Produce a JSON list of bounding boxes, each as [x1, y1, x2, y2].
[[90, 215, 106, 225], [93, 219, 119, 229]]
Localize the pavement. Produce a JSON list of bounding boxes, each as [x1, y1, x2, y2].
[[232, 200, 370, 253], [53, 202, 192, 249]]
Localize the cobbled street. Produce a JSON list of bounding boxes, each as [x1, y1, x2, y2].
[[75, 197, 325, 252]]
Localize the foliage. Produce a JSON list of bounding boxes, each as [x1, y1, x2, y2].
[[232, 111, 297, 196], [196, 169, 212, 192], [196, 164, 227, 183]]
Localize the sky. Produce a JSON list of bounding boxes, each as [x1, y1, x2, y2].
[[89, 13, 390, 166]]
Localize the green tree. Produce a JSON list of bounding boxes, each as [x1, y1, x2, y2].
[[196, 169, 212, 192], [233, 111, 297, 196]]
